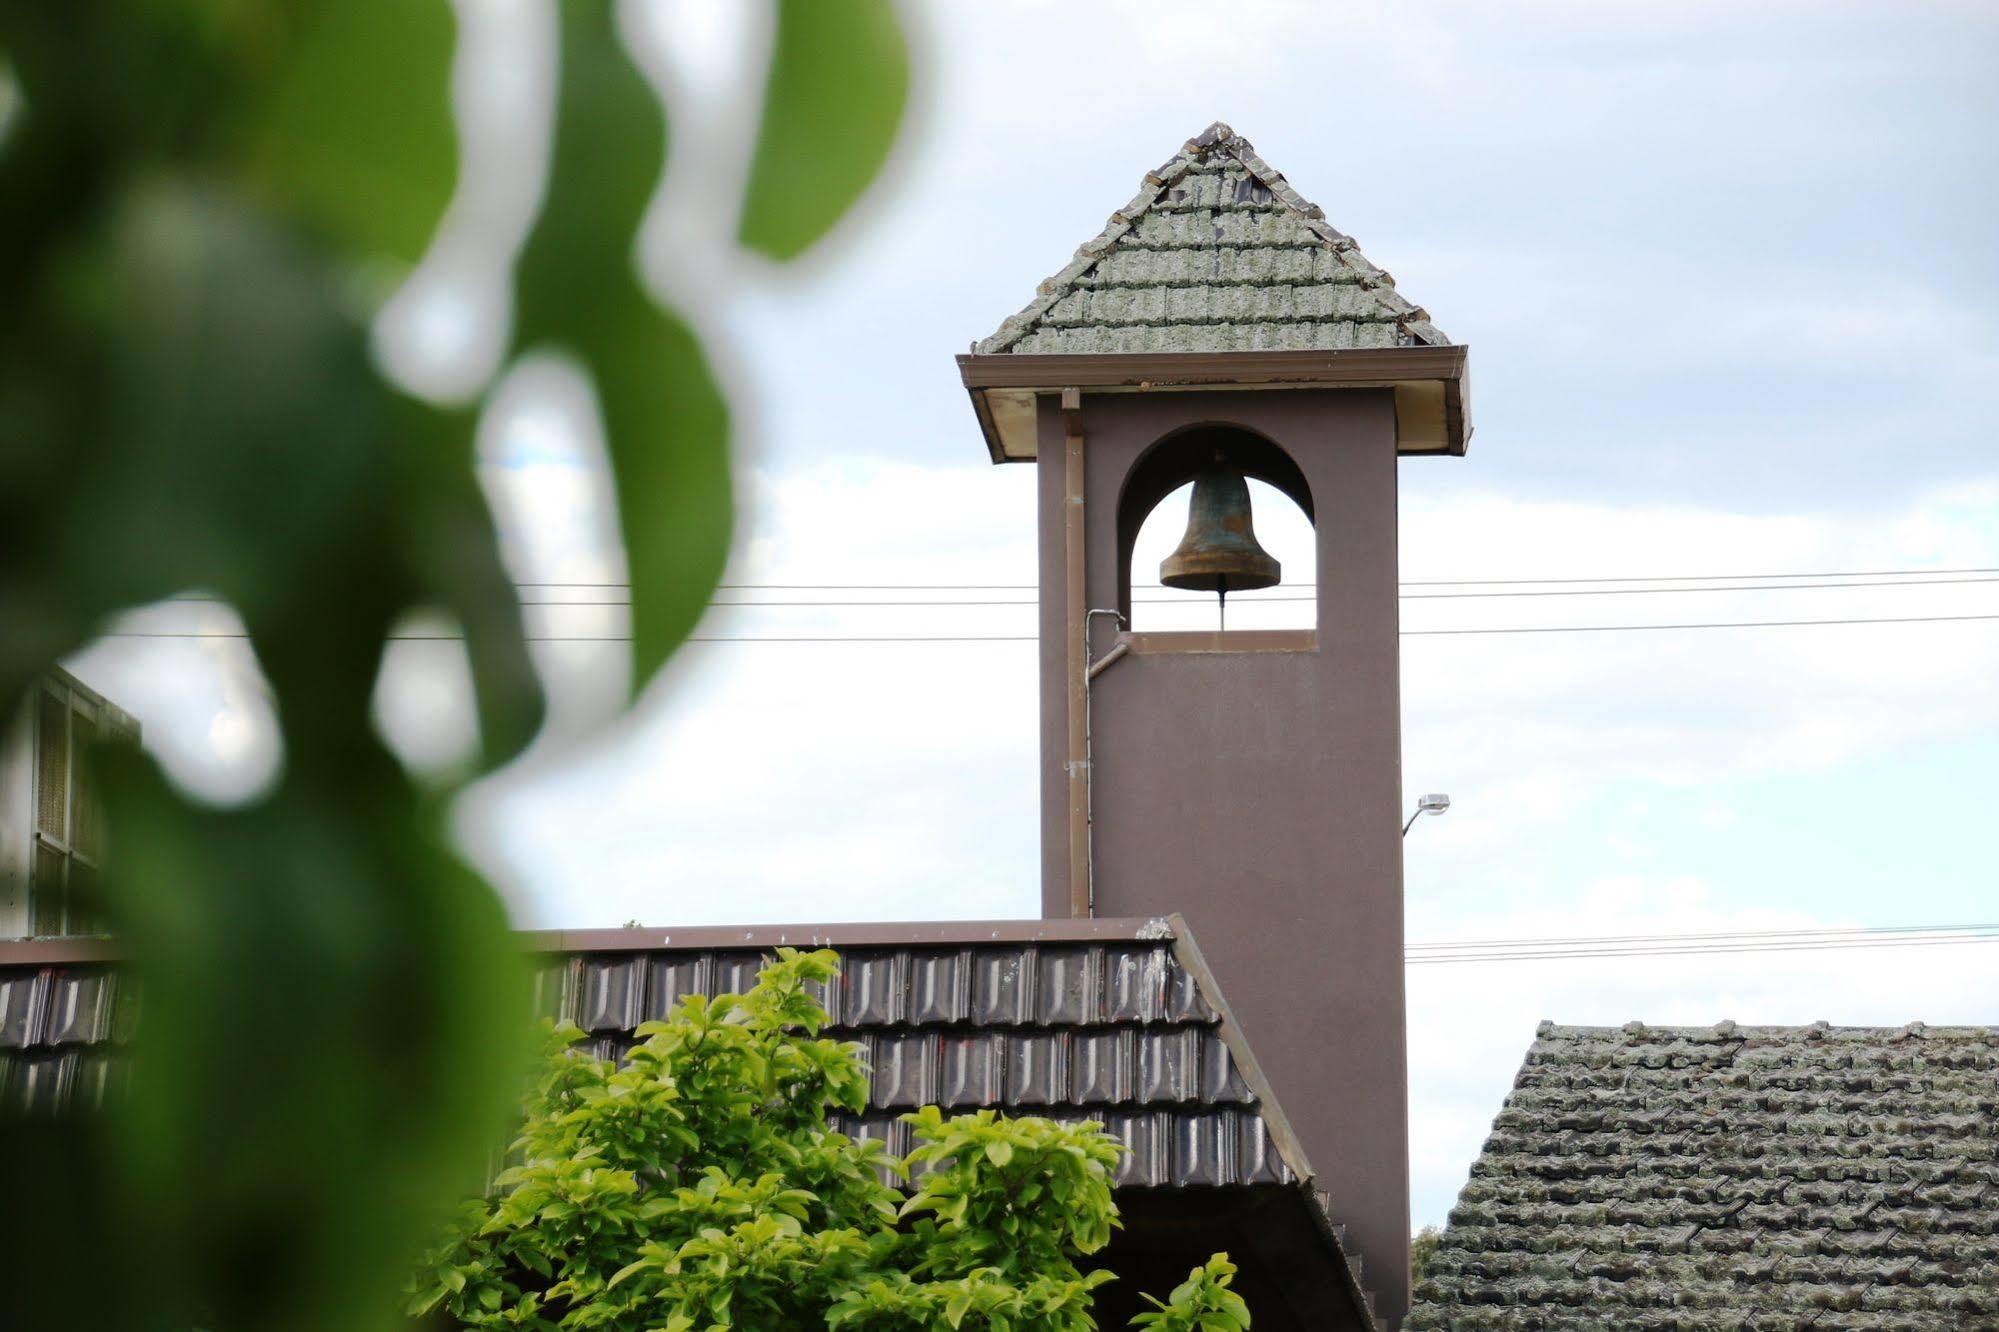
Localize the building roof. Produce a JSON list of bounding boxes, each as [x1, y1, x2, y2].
[[974, 122, 1447, 356], [1408, 1021, 1999, 1331], [0, 916, 1387, 1330]]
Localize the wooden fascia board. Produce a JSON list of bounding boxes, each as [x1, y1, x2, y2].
[[958, 345, 1465, 390], [958, 346, 1471, 462], [0, 916, 1189, 967]]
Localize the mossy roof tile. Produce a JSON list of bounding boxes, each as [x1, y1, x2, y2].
[[975, 122, 1447, 356], [1408, 1023, 1999, 1329]]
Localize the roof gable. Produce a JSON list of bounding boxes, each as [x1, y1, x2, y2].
[[1409, 1021, 1999, 1330], [976, 122, 1447, 355]]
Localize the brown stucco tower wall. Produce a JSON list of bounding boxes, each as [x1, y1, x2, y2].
[[1035, 388, 1412, 1324], [959, 123, 1469, 1329]]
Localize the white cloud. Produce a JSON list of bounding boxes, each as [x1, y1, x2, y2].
[[65, 604, 283, 807]]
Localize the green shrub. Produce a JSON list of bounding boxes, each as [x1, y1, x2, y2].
[[408, 949, 1246, 1331]]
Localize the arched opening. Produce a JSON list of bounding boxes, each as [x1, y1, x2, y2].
[[1117, 425, 1315, 634]]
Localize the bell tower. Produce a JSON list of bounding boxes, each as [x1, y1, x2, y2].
[[957, 124, 1469, 1328]]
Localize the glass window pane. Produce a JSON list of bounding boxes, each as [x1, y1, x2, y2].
[[36, 690, 68, 841], [31, 843, 68, 937]]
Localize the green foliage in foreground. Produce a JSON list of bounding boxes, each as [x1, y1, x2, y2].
[[409, 950, 1248, 1332], [2, 4, 906, 1330]]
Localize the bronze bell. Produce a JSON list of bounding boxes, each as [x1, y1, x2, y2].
[[1159, 465, 1281, 596]]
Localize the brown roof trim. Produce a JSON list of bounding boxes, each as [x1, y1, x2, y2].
[[957, 345, 1464, 391], [1165, 923, 1315, 1187], [0, 936, 121, 965], [958, 346, 1470, 463], [0, 917, 1183, 969], [522, 915, 1179, 955]]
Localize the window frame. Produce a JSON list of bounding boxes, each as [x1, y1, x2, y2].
[[28, 672, 134, 938]]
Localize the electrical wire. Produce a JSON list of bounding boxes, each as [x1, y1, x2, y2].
[[1406, 932, 1999, 965], [429, 563, 1999, 592], [1409, 920, 1999, 951], [1404, 565, 1999, 587], [99, 630, 1039, 643], [1400, 613, 1999, 637], [163, 573, 1999, 610], [97, 611, 1999, 643]]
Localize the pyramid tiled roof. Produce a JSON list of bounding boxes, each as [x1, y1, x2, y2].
[[976, 122, 1447, 356]]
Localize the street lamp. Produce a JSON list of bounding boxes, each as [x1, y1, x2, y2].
[[1402, 792, 1450, 836]]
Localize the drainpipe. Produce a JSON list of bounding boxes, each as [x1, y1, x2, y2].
[[1061, 387, 1132, 918], [1082, 610, 1128, 918], [1061, 388, 1091, 917]]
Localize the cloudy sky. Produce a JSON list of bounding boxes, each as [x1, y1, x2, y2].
[[66, 1, 1999, 1227]]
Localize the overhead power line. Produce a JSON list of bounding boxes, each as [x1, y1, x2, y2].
[[158, 571, 1999, 612], [171, 572, 1999, 612], [1402, 564, 1999, 588], [488, 564, 1999, 592], [1411, 920, 1999, 950], [1399, 612, 1999, 637], [100, 611, 1999, 644], [1405, 921, 1999, 965]]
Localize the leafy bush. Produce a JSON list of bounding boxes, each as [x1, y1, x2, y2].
[[408, 950, 1248, 1331], [1409, 1225, 1443, 1286]]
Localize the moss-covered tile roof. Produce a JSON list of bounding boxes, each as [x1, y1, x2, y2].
[[1408, 1021, 1999, 1331], [975, 122, 1447, 355]]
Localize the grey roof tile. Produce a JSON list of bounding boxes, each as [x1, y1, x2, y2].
[[1407, 1022, 1999, 1330], [1004, 1031, 1067, 1107], [938, 1029, 1003, 1109], [1072, 1029, 1131, 1105], [907, 948, 968, 1025], [842, 949, 907, 1027], [970, 946, 1030, 1025], [976, 122, 1447, 356], [0, 935, 1290, 1189], [1, 969, 49, 1048], [578, 954, 644, 1032]]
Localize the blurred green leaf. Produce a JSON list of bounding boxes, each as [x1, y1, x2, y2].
[[512, 0, 731, 697], [3, 3, 923, 1329], [739, 0, 909, 261], [245, 0, 459, 266], [395, 399, 546, 769], [3, 25, 539, 1328], [105, 745, 529, 1332]]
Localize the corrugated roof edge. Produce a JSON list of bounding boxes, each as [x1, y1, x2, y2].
[[1165, 925, 1316, 1186], [526, 915, 1184, 955], [1534, 1019, 1991, 1041], [1164, 926, 1382, 1320]]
